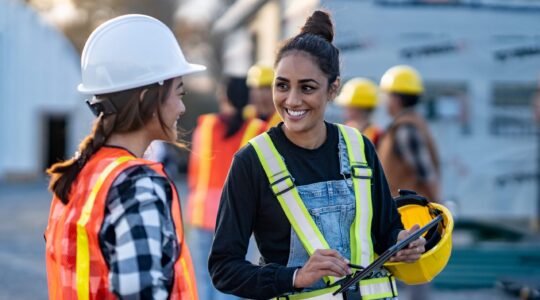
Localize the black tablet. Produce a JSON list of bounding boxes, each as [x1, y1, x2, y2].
[[333, 214, 444, 295]]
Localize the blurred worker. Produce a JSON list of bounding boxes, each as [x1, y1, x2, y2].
[[186, 76, 266, 300], [377, 65, 440, 202], [246, 63, 282, 129], [336, 77, 383, 146], [45, 14, 204, 299], [377, 65, 440, 300]]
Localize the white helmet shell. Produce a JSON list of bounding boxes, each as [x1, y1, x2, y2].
[[78, 14, 205, 95]]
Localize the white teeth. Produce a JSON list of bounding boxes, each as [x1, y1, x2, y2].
[[286, 109, 307, 117]]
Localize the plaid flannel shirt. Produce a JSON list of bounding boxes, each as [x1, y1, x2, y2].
[[99, 165, 179, 300], [394, 124, 437, 183]]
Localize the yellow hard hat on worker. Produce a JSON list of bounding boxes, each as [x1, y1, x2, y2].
[[336, 77, 378, 109], [380, 65, 424, 95], [385, 189, 453, 285], [247, 63, 274, 88]]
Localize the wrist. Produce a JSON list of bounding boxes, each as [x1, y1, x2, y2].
[[293, 268, 303, 288]]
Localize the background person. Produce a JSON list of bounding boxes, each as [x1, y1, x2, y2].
[[186, 76, 266, 300], [336, 77, 383, 146]]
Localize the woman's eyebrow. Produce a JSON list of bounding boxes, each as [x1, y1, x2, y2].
[[299, 79, 319, 85]]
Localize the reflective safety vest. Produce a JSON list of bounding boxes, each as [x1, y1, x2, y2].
[[249, 124, 397, 300], [362, 125, 382, 148], [45, 147, 197, 300], [187, 114, 266, 230], [266, 112, 282, 130], [344, 121, 382, 147]]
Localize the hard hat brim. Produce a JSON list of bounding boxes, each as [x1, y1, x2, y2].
[[78, 63, 206, 95]]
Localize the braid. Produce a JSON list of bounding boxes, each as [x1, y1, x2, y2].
[[47, 113, 116, 204]]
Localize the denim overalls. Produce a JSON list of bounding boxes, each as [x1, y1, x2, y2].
[[284, 131, 397, 299]]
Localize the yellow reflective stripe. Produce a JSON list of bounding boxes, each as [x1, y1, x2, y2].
[[240, 119, 263, 147], [350, 129, 375, 265], [252, 134, 335, 284], [76, 156, 134, 300], [267, 112, 282, 129], [359, 277, 398, 300], [276, 277, 396, 300], [278, 286, 341, 299], [337, 124, 374, 267], [251, 138, 316, 254], [191, 115, 217, 226], [338, 125, 361, 266], [261, 134, 331, 253], [180, 257, 196, 300]]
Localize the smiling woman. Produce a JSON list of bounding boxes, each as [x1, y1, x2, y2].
[[44, 14, 205, 300], [273, 51, 339, 149], [209, 10, 426, 300]]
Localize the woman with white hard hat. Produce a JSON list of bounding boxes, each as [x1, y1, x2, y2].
[[45, 14, 204, 300]]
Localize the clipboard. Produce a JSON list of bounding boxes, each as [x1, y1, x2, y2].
[[333, 214, 443, 295]]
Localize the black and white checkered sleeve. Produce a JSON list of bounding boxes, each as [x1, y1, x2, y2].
[[100, 165, 178, 300]]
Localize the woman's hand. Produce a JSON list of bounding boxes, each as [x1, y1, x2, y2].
[[389, 224, 426, 263], [293, 249, 351, 288]]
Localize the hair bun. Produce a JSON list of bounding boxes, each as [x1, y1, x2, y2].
[[300, 10, 334, 43]]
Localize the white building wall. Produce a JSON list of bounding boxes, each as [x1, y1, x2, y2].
[[324, 0, 540, 219], [0, 0, 82, 178]]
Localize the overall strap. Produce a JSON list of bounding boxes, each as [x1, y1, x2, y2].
[[337, 124, 374, 268], [250, 133, 335, 284]]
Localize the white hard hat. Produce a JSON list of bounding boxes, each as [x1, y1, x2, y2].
[[78, 14, 206, 95]]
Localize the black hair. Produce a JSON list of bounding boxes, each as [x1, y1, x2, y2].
[[394, 93, 420, 108], [223, 76, 249, 138], [275, 10, 340, 87]]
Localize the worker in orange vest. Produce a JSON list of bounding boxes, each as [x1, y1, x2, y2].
[[246, 63, 282, 129], [186, 76, 266, 300], [336, 77, 383, 146], [45, 14, 204, 300]]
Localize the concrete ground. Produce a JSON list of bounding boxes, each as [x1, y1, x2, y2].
[[0, 178, 517, 300]]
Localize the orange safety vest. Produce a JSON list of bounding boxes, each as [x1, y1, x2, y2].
[[344, 121, 383, 147], [266, 112, 282, 130], [45, 147, 197, 300], [187, 114, 266, 230]]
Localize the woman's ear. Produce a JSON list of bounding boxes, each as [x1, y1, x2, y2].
[[328, 77, 341, 101]]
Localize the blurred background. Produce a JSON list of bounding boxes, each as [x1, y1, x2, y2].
[[1, 0, 540, 299]]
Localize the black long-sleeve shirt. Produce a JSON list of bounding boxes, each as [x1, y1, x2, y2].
[[208, 122, 403, 299]]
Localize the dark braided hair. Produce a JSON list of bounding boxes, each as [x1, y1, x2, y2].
[[275, 10, 340, 87], [47, 80, 174, 204]]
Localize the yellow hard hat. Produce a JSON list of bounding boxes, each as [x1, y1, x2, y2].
[[380, 65, 424, 95], [336, 78, 378, 108], [247, 64, 274, 87], [385, 190, 453, 285]]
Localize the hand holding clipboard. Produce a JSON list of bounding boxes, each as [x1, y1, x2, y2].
[[333, 214, 443, 295]]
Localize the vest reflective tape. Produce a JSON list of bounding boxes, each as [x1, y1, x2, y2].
[[250, 133, 333, 283], [191, 116, 263, 227], [179, 256, 196, 300], [336, 125, 375, 267], [241, 119, 265, 146], [249, 126, 374, 286], [76, 156, 134, 300], [267, 112, 282, 129], [190, 115, 218, 225], [275, 277, 397, 300]]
